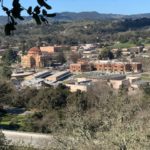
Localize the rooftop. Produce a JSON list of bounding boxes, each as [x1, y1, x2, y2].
[[28, 47, 42, 55], [46, 71, 70, 79], [77, 71, 126, 80]]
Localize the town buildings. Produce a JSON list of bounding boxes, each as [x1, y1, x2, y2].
[[18, 44, 148, 92], [21, 45, 69, 68], [46, 71, 71, 82], [40, 46, 67, 54], [21, 47, 51, 68], [70, 60, 142, 73], [65, 80, 92, 92], [70, 60, 92, 72], [94, 61, 142, 73]]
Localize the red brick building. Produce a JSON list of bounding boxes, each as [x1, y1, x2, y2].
[[70, 60, 92, 72], [70, 60, 142, 73], [94, 61, 142, 73]]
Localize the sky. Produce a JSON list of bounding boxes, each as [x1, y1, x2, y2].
[[1, 0, 150, 15]]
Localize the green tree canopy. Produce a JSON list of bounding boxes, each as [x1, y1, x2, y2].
[[1, 65, 12, 79], [0, 131, 11, 150], [99, 48, 114, 60], [2, 49, 17, 65]]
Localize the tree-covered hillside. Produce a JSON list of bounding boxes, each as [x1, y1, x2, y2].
[[1, 18, 150, 49]]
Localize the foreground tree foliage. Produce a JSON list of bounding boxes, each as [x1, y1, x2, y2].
[[0, 0, 56, 35], [0, 80, 150, 149], [1, 65, 12, 79], [2, 49, 18, 65], [0, 131, 11, 150], [0, 80, 14, 104]]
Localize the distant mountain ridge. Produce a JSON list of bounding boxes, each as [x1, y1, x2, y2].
[[1, 11, 150, 24], [54, 11, 125, 21], [53, 12, 150, 21]]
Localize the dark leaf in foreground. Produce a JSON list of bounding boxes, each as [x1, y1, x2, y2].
[[46, 13, 56, 17], [43, 3, 52, 10], [37, 0, 52, 9], [42, 9, 47, 16], [2, 6, 9, 12], [37, 0, 44, 6], [1, 0, 56, 35], [27, 6, 32, 15], [40, 16, 48, 24], [5, 23, 16, 36], [11, 7, 23, 19], [34, 6, 41, 14], [33, 14, 41, 25], [12, 0, 20, 8], [5, 24, 11, 35]]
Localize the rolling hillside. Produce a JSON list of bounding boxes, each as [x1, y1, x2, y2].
[[1, 12, 150, 24]]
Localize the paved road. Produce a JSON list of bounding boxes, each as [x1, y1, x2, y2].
[[2, 130, 54, 149]]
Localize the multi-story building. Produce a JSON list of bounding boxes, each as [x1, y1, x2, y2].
[[21, 47, 51, 68], [94, 61, 142, 73], [70, 60, 92, 72], [95, 61, 129, 73], [40, 45, 68, 54], [70, 60, 142, 73]]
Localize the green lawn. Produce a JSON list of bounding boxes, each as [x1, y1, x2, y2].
[[112, 42, 136, 49], [141, 73, 150, 81], [0, 114, 26, 127]]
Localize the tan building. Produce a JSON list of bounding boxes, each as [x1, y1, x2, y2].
[[40, 46, 55, 54], [109, 79, 130, 90], [65, 83, 88, 92], [21, 47, 50, 68], [40, 45, 69, 54], [40, 46, 61, 54], [46, 71, 71, 82], [126, 75, 141, 84]]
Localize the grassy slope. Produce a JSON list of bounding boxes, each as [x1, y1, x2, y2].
[[0, 114, 27, 129], [112, 42, 136, 49]]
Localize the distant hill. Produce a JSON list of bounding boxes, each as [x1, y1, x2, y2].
[[52, 12, 150, 21], [0, 16, 32, 25], [0, 16, 8, 24], [54, 12, 124, 21], [127, 13, 150, 19], [45, 12, 150, 21], [1, 12, 150, 24]]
